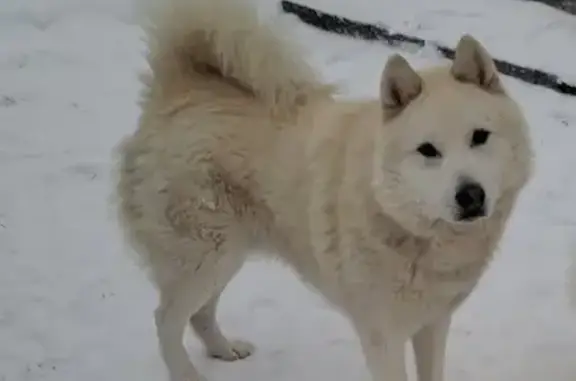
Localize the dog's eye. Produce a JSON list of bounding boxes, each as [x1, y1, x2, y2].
[[471, 128, 491, 147], [417, 142, 442, 158]]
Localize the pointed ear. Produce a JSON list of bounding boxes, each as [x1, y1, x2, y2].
[[380, 54, 423, 117], [451, 34, 503, 93]]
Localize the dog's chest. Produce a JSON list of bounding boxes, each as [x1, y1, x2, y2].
[[340, 252, 483, 334], [391, 233, 492, 298], [387, 250, 483, 317], [342, 226, 494, 329]]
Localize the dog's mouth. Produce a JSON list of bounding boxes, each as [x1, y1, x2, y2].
[[456, 207, 486, 223], [447, 204, 489, 225]]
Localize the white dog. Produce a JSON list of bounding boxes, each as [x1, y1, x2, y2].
[[116, 0, 534, 380]]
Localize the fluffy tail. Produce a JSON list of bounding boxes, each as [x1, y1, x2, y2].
[[139, 0, 334, 117]]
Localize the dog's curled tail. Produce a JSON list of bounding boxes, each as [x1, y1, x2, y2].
[[140, 0, 334, 117]]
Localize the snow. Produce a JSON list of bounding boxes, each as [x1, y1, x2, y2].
[[1, 0, 575, 380]]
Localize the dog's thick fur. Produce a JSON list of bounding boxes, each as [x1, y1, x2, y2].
[[116, 0, 534, 380]]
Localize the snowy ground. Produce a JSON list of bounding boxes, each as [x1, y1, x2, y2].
[[1, 0, 576, 380]]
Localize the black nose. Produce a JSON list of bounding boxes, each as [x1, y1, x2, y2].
[[455, 182, 486, 221]]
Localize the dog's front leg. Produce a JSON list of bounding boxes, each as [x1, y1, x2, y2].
[[412, 315, 451, 381], [355, 326, 408, 381]]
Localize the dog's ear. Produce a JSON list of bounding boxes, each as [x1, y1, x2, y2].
[[380, 54, 423, 117], [450, 35, 503, 93]]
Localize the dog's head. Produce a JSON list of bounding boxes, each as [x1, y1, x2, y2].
[[372, 35, 533, 235]]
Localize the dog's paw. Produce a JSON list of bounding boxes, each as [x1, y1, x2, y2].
[[208, 339, 255, 361]]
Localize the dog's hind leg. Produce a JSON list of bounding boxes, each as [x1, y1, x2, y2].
[[155, 272, 211, 381], [153, 241, 248, 381], [190, 292, 255, 361]]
